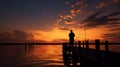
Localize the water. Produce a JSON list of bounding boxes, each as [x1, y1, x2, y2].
[[0, 45, 65, 67], [0, 44, 119, 67]]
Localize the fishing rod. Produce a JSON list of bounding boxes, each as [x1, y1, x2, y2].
[[74, 25, 87, 42]]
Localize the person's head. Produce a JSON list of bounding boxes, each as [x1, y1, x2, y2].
[[70, 30, 73, 33]]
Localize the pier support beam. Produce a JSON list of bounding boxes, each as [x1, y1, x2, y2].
[[95, 39, 100, 60], [78, 41, 81, 53], [105, 41, 109, 54], [85, 40, 89, 49]]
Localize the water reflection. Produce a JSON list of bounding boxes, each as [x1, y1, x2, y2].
[[24, 45, 34, 55], [23, 45, 65, 67], [0, 45, 65, 67]]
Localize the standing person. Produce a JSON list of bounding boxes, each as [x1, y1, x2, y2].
[[69, 30, 75, 45]]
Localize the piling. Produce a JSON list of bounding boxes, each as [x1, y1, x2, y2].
[[95, 39, 100, 60], [105, 41, 109, 54]]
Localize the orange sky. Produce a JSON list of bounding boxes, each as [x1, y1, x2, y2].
[[29, 26, 110, 42]]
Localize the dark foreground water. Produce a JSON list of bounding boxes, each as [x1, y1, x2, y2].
[[0, 45, 65, 67]]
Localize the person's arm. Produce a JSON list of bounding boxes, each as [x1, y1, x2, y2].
[[73, 33, 75, 37]]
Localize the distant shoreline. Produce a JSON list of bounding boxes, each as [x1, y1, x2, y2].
[[0, 43, 120, 45]]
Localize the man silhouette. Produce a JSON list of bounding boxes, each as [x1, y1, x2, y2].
[[69, 30, 75, 45]]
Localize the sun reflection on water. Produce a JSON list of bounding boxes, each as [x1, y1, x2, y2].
[[24, 45, 64, 66]]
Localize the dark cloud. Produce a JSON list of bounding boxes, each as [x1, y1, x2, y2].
[[110, 27, 120, 31], [0, 30, 34, 43], [101, 32, 120, 42], [57, 0, 120, 31], [95, 0, 120, 9], [112, 0, 120, 3], [108, 21, 120, 25], [107, 21, 120, 31], [96, 0, 111, 9], [80, 11, 120, 29], [13, 30, 29, 41], [0, 33, 14, 43]]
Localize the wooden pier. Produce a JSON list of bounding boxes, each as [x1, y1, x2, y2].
[[62, 39, 120, 67]]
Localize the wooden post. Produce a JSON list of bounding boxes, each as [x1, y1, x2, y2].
[[85, 40, 89, 49], [83, 41, 84, 48], [95, 39, 100, 60], [78, 41, 81, 62], [78, 41, 81, 53], [74, 42, 77, 47], [105, 41, 109, 53]]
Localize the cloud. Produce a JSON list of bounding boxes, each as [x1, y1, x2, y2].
[[0, 30, 34, 43], [65, 20, 76, 24], [110, 27, 120, 31], [96, 0, 111, 9], [95, 0, 120, 9], [56, 0, 120, 32], [0, 33, 14, 43], [74, 0, 87, 9], [64, 0, 87, 18], [63, 15, 73, 20], [101, 32, 120, 42], [70, 9, 82, 16], [13, 30, 29, 41], [56, 14, 76, 26], [112, 0, 120, 3], [81, 11, 120, 29], [55, 0, 87, 30], [59, 27, 70, 30]]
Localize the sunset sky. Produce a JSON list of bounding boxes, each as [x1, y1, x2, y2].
[[0, 0, 120, 43]]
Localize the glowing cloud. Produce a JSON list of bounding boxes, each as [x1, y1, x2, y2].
[[65, 20, 76, 24], [59, 27, 70, 30]]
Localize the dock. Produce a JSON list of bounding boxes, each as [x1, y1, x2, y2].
[[62, 39, 120, 67]]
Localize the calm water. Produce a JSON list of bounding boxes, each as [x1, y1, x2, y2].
[[0, 44, 120, 67], [0, 45, 65, 67]]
